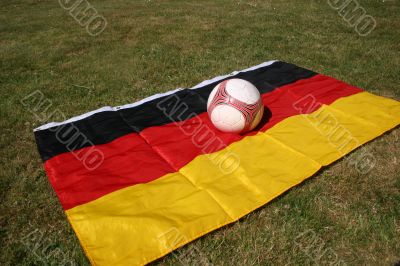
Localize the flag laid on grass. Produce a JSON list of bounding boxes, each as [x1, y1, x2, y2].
[[34, 60, 400, 265]]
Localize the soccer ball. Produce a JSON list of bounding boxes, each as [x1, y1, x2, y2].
[[207, 78, 264, 133]]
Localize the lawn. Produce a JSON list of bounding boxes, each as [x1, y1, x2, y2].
[[0, 0, 399, 265]]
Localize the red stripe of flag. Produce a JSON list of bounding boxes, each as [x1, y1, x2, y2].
[[45, 74, 362, 210]]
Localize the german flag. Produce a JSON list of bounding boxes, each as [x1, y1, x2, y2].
[[34, 61, 400, 265]]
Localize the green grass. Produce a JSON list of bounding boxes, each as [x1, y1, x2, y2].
[[1, 0, 399, 265]]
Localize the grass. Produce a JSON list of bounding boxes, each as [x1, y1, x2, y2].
[[1, 0, 399, 265]]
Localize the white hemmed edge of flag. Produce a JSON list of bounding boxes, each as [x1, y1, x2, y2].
[[34, 60, 277, 132]]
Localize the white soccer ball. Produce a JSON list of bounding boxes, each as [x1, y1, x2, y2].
[[207, 78, 264, 133]]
